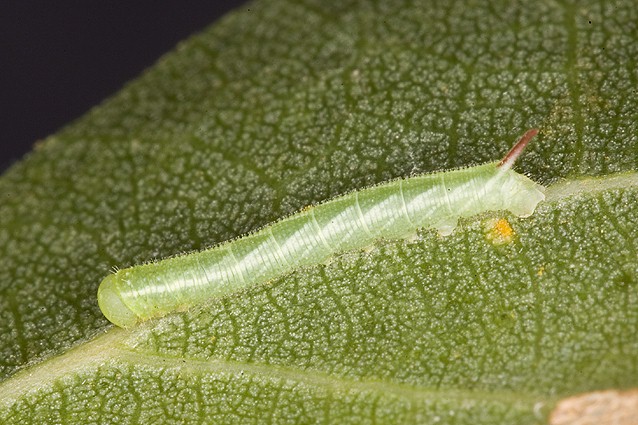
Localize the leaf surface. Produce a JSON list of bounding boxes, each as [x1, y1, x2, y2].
[[1, 0, 637, 423]]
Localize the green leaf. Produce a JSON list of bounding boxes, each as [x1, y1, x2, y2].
[[1, 0, 637, 423]]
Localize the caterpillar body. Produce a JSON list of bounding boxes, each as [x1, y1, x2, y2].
[[98, 130, 545, 328]]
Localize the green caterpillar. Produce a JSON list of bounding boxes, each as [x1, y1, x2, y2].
[[98, 129, 545, 328]]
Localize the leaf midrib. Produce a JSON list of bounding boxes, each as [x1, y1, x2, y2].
[[0, 328, 549, 410]]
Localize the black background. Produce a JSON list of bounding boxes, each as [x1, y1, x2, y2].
[[0, 1, 249, 172]]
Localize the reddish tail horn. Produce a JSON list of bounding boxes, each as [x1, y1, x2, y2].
[[498, 129, 538, 169]]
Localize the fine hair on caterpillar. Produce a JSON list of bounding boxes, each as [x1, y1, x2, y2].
[[98, 129, 545, 328]]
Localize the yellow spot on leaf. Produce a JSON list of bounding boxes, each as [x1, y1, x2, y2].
[[485, 218, 516, 245]]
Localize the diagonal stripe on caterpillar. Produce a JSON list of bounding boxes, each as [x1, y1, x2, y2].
[[98, 129, 545, 328]]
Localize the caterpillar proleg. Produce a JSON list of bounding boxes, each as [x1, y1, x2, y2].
[[98, 129, 545, 328]]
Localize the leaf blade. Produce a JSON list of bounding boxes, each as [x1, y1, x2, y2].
[[1, 0, 637, 423]]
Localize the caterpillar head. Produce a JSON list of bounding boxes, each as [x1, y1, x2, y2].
[[98, 274, 139, 329]]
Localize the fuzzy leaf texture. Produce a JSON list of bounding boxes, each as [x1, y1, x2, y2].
[[1, 0, 637, 424]]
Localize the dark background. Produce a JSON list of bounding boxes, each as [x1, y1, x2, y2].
[[0, 1, 250, 173]]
